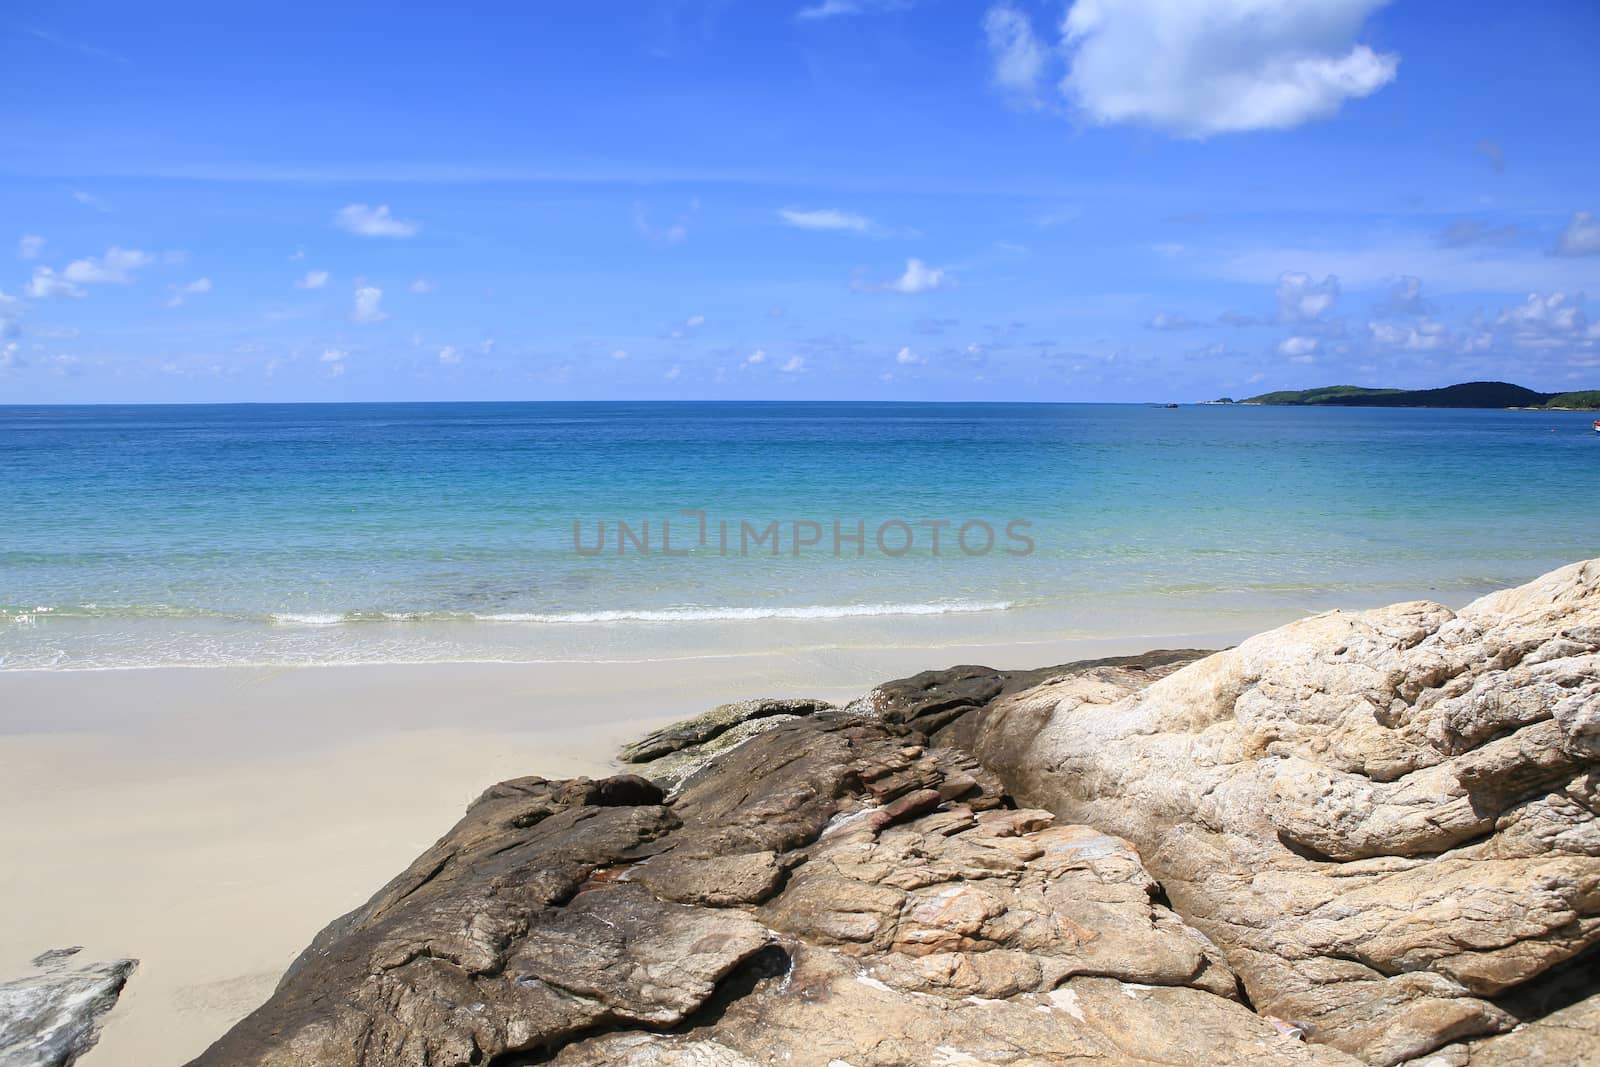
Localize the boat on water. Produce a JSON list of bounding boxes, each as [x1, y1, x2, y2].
[[1594, 419, 1600, 434]]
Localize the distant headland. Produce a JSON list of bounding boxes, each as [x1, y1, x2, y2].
[[1210, 381, 1600, 410]]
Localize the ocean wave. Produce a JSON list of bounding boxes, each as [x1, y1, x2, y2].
[[475, 601, 1014, 623], [9, 600, 1016, 627]]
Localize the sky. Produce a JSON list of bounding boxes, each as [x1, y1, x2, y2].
[[3, 0, 1599, 403]]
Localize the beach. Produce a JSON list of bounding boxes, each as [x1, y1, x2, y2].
[[0, 629, 1250, 1065]]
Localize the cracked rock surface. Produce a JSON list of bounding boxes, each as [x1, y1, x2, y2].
[[971, 559, 1600, 1065], [186, 561, 1600, 1067]]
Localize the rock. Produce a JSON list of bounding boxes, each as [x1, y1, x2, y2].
[[619, 697, 837, 791], [851, 651, 1210, 741], [0, 947, 136, 1067], [190, 707, 1336, 1067], [970, 559, 1600, 1065], [619, 697, 834, 763], [186, 561, 1600, 1067]]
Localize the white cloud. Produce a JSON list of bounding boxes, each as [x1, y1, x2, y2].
[[61, 246, 154, 285], [352, 286, 387, 323], [685, 314, 706, 328], [779, 208, 871, 232], [1554, 211, 1600, 258], [1277, 335, 1320, 360], [664, 364, 682, 381], [889, 257, 950, 293], [296, 270, 330, 290], [18, 235, 43, 260], [780, 355, 806, 373], [72, 190, 111, 212], [796, 0, 908, 18], [334, 203, 419, 238], [895, 345, 923, 365], [745, 348, 767, 365], [438, 345, 461, 365], [984, 5, 1046, 99], [1497, 292, 1587, 344], [1276, 271, 1339, 322], [1384, 275, 1423, 314], [1368, 318, 1447, 351], [165, 277, 212, 307], [321, 347, 348, 377], [611, 349, 629, 361], [632, 202, 695, 245], [409, 278, 436, 294], [25, 267, 85, 299], [1059, 0, 1398, 138], [1147, 311, 1198, 331]]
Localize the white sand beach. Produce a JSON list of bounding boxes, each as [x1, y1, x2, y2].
[[0, 630, 1248, 1065]]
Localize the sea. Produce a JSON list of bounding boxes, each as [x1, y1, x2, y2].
[[1, 401, 1596, 670]]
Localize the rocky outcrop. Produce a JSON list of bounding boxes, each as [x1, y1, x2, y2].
[[0, 947, 136, 1067], [618, 697, 835, 790], [969, 559, 1600, 1065], [185, 562, 1600, 1067], [188, 652, 1349, 1067]]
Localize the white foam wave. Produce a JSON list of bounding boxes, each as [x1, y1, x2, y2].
[[478, 601, 1013, 624], [267, 612, 346, 627]]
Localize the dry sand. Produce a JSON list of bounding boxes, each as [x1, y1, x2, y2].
[[0, 630, 1245, 1064]]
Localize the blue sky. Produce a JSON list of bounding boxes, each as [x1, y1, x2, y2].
[[3, 0, 1599, 403]]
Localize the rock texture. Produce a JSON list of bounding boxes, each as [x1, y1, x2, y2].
[[0, 947, 136, 1067], [188, 652, 1347, 1067], [971, 559, 1600, 1065], [185, 560, 1600, 1067], [618, 697, 836, 790]]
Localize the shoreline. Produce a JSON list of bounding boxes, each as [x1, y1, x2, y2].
[[0, 630, 1251, 1065]]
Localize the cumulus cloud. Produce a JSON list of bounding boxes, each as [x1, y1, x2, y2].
[[780, 355, 806, 373], [352, 286, 387, 323], [296, 270, 330, 290], [779, 208, 871, 232], [888, 257, 951, 293], [984, 5, 1046, 100], [165, 277, 212, 307], [1147, 311, 1198, 331], [612, 349, 629, 361], [26, 268, 84, 299], [1368, 318, 1447, 351], [438, 345, 461, 365], [1383, 275, 1424, 314], [321, 347, 348, 377], [334, 203, 419, 238], [1057, 0, 1398, 138], [664, 364, 682, 381], [1276, 271, 1340, 322], [745, 348, 767, 365], [409, 278, 436, 294], [1497, 292, 1587, 348], [61, 246, 154, 285], [1277, 335, 1320, 361], [1553, 211, 1600, 257], [896, 346, 924, 365], [632, 201, 696, 245], [18, 234, 43, 260]]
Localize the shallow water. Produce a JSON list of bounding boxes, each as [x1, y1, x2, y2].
[[2, 401, 1596, 668]]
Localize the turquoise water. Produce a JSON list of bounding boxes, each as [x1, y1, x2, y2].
[[1, 402, 1596, 669]]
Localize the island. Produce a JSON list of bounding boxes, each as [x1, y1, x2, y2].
[[1236, 380, 1600, 409]]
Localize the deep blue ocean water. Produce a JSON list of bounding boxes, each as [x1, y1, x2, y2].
[[2, 402, 1596, 668]]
